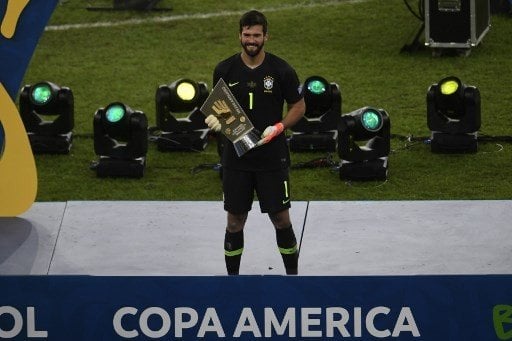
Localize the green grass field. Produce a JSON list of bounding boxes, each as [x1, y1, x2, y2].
[[22, 0, 512, 201]]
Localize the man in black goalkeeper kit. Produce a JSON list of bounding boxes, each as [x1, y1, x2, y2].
[[205, 10, 306, 275]]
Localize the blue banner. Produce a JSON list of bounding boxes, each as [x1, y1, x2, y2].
[[0, 0, 58, 99], [0, 275, 511, 340], [0, 0, 56, 216]]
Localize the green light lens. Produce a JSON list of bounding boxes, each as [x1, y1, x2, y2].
[[177, 82, 196, 101], [307, 80, 326, 95], [361, 110, 382, 131], [31, 84, 53, 105], [106, 104, 125, 123], [440, 80, 459, 95]]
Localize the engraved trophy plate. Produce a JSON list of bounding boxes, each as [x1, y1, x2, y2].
[[200, 78, 260, 157]]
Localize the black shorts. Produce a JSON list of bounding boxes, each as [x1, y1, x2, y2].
[[223, 168, 291, 214]]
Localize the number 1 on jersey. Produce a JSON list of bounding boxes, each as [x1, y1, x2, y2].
[[249, 92, 254, 110]]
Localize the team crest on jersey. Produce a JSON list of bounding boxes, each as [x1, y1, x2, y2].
[[263, 76, 274, 93]]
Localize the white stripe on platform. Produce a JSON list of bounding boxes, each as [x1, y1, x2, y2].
[[45, 0, 369, 31]]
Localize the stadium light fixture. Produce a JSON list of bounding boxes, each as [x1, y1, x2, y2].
[[338, 106, 390, 180], [289, 75, 341, 152], [93, 102, 148, 178], [155, 78, 209, 151], [427, 76, 481, 153], [19, 81, 74, 154]]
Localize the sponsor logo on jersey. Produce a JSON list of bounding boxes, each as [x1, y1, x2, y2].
[[247, 81, 257, 89]]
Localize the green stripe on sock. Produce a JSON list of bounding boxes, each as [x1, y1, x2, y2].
[[278, 245, 297, 255], [225, 248, 244, 257]]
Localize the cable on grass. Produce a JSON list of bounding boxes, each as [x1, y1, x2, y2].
[[190, 163, 221, 175], [344, 179, 389, 188], [403, 0, 424, 21], [147, 126, 205, 153], [291, 153, 337, 170]]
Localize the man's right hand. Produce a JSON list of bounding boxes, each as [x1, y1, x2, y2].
[[205, 114, 222, 132]]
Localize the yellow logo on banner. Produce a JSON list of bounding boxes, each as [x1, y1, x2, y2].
[[1, 0, 30, 39], [0, 84, 38, 217], [494, 305, 512, 340], [0, 0, 38, 217]]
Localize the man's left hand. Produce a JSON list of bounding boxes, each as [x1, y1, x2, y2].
[[256, 122, 284, 146]]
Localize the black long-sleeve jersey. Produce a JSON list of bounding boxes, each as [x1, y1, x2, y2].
[[213, 52, 302, 171]]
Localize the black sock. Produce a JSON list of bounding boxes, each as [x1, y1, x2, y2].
[[276, 225, 298, 275], [224, 230, 244, 275]]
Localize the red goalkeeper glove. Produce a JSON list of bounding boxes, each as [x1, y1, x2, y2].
[[256, 122, 284, 146]]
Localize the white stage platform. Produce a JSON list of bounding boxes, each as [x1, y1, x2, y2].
[[1, 200, 511, 275]]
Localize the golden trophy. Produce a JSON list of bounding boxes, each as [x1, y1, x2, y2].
[[200, 78, 260, 157]]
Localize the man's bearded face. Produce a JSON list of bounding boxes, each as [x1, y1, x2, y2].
[[240, 25, 266, 57]]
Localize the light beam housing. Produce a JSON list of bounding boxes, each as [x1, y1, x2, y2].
[[19, 81, 74, 154], [427, 76, 481, 153], [289, 75, 342, 152], [338, 106, 391, 180], [155, 78, 209, 151], [93, 102, 148, 178]]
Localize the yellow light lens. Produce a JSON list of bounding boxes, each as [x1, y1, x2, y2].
[[440, 80, 459, 95], [176, 82, 196, 101]]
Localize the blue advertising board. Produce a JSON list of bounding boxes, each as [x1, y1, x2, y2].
[[1, 275, 511, 340]]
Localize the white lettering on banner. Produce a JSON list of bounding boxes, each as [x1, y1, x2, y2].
[[233, 307, 261, 337], [0, 306, 48, 339], [326, 307, 350, 337], [354, 307, 362, 337], [393, 307, 421, 337], [139, 307, 171, 338], [302, 307, 322, 337], [113, 306, 225, 338], [175, 307, 198, 337], [264, 307, 296, 337], [113, 307, 139, 338], [367, 307, 392, 338], [112, 306, 420, 338], [198, 308, 225, 337]]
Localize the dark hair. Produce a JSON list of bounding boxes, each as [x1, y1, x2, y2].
[[239, 10, 268, 34]]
